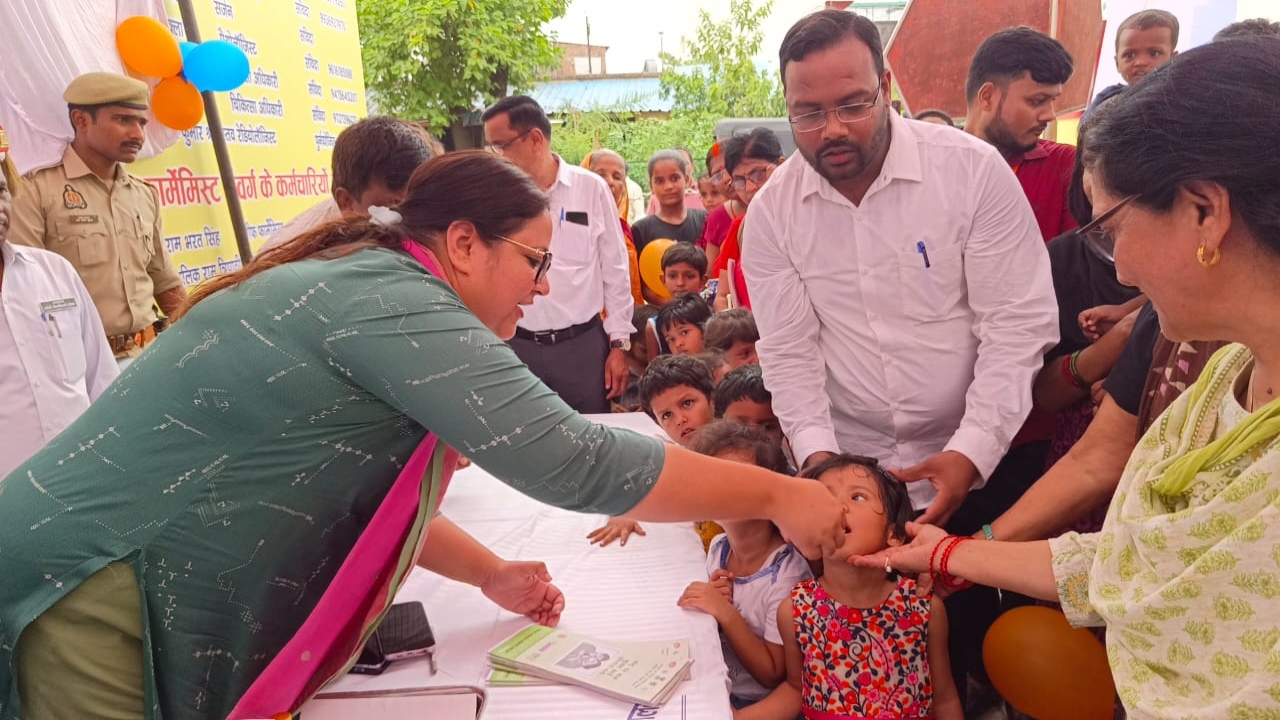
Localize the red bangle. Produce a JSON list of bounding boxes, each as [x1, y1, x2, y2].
[[1060, 354, 1078, 387], [929, 536, 951, 579], [940, 536, 974, 589]]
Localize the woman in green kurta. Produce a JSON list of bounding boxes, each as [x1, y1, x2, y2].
[[857, 38, 1280, 719], [0, 152, 847, 719]]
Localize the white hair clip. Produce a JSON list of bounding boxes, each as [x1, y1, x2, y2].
[[368, 205, 403, 226]]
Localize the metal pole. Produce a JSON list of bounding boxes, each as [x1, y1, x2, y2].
[[175, 0, 254, 265], [585, 18, 593, 75], [1048, 0, 1061, 142]]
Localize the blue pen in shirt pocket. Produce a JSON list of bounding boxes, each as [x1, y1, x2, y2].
[[916, 241, 931, 268]]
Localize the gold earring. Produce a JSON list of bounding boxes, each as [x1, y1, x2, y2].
[[1197, 245, 1221, 268]]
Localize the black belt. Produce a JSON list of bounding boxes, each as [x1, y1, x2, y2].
[[514, 317, 601, 346]]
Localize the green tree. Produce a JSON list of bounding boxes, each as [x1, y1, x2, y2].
[[357, 0, 568, 132], [552, 108, 715, 188], [550, 0, 786, 186], [658, 0, 785, 119]]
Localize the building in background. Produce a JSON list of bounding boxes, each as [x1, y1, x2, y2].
[[828, 0, 907, 46], [529, 44, 669, 119], [552, 41, 609, 79]]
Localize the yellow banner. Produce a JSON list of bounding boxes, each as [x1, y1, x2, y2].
[[131, 0, 366, 286]]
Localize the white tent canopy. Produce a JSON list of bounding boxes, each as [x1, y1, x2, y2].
[[0, 0, 178, 175]]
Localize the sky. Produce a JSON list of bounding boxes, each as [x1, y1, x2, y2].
[[548, 0, 1280, 77], [545, 0, 827, 74]]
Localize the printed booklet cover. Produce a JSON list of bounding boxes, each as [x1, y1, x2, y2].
[[487, 625, 692, 706]]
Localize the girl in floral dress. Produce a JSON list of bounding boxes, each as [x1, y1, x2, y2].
[[735, 455, 962, 720]]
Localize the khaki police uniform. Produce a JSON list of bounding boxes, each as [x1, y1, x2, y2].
[[8, 73, 183, 358]]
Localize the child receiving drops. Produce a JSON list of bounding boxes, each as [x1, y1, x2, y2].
[[737, 454, 961, 720]]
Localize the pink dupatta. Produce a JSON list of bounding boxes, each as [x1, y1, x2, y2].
[[229, 243, 460, 718]]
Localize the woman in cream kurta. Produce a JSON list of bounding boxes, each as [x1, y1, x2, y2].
[[1052, 344, 1280, 717], [857, 37, 1280, 719]]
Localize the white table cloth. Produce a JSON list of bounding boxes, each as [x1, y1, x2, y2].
[[322, 414, 733, 719]]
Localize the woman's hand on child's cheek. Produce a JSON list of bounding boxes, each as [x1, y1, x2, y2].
[[848, 521, 948, 576], [678, 581, 734, 622], [709, 569, 735, 603]]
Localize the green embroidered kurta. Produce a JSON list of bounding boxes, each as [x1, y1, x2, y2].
[[1051, 344, 1280, 719], [0, 248, 664, 719]]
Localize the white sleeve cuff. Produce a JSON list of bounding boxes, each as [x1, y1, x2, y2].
[[790, 426, 841, 470], [943, 426, 1006, 488]]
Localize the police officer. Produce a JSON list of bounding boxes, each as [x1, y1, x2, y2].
[[10, 71, 186, 366]]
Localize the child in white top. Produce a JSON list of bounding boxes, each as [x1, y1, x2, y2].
[[677, 420, 812, 709]]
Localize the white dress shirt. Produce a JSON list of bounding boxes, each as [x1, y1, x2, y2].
[[743, 113, 1058, 510], [520, 157, 634, 341], [260, 197, 343, 252], [0, 241, 118, 480]]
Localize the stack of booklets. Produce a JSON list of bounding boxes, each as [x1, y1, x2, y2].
[[486, 625, 693, 706]]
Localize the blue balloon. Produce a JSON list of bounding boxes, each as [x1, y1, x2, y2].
[[182, 40, 250, 92], [179, 40, 198, 60]]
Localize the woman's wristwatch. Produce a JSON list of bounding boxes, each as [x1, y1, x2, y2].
[[610, 339, 631, 352]]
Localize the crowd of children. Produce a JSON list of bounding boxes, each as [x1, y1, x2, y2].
[[580, 140, 961, 717]]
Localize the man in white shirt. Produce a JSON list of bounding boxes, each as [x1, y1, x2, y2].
[[482, 96, 634, 414], [744, 10, 1057, 527], [261, 117, 440, 251], [0, 164, 117, 480]]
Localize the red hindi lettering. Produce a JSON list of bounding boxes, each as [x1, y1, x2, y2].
[[236, 169, 258, 201], [258, 169, 274, 198]]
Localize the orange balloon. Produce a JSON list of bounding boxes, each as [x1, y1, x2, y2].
[[152, 77, 204, 131], [116, 16, 184, 78], [639, 238, 677, 300], [983, 606, 1117, 720]]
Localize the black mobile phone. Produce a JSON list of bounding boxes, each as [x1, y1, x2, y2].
[[350, 632, 388, 675], [378, 601, 435, 661]]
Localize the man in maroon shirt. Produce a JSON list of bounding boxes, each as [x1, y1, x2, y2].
[[963, 27, 1078, 243]]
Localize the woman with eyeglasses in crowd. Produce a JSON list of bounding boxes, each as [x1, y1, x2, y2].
[[710, 128, 786, 311], [698, 141, 747, 270]]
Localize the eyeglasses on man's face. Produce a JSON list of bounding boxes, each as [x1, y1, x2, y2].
[[788, 87, 883, 133], [485, 129, 532, 154], [495, 234, 553, 284]]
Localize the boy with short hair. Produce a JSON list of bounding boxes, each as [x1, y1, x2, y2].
[[638, 354, 716, 443], [649, 292, 712, 358], [1088, 10, 1179, 112], [703, 308, 760, 369], [715, 364, 782, 445], [587, 355, 717, 547], [661, 242, 709, 297]]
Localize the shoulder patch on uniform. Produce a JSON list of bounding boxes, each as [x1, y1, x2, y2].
[[21, 160, 63, 180], [62, 184, 88, 210]]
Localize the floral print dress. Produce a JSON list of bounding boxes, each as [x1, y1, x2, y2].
[[792, 577, 934, 719]]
